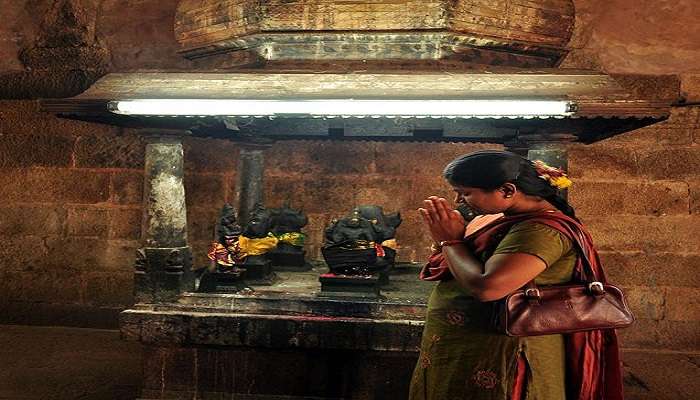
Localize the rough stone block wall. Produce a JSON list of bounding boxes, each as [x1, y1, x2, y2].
[[567, 106, 700, 353], [0, 101, 136, 326], [565, 104, 700, 398], [0, 100, 243, 326]]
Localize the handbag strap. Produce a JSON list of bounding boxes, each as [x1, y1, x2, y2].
[[573, 230, 598, 281]]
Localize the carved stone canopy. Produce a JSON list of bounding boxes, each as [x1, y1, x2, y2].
[[40, 70, 673, 145], [175, 0, 574, 67]]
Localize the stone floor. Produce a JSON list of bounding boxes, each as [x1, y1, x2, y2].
[[0, 325, 141, 400], [1, 324, 699, 399]]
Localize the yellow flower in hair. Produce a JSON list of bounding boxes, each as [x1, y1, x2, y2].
[[550, 176, 573, 189]]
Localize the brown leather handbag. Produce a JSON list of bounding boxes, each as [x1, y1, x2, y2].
[[494, 231, 635, 337]]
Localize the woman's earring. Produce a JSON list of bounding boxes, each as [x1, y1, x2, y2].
[[505, 194, 513, 198]]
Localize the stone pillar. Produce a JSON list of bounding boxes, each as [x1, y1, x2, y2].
[[134, 130, 194, 303], [235, 144, 269, 225]]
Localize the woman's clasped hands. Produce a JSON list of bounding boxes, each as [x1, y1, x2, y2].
[[418, 196, 466, 243]]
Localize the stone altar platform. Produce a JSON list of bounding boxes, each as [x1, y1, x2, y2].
[[120, 264, 433, 400], [0, 325, 692, 400]]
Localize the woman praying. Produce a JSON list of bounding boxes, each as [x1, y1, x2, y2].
[[409, 150, 624, 400]]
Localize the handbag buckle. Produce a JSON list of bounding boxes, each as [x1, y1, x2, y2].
[[588, 281, 605, 295], [524, 288, 541, 299]]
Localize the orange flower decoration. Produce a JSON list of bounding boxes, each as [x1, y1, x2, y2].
[[532, 160, 573, 190]]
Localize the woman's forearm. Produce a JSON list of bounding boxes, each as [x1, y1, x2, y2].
[[442, 244, 489, 297], [443, 246, 549, 301]]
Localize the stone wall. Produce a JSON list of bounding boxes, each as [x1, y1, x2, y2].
[[566, 105, 700, 398], [0, 100, 243, 326], [566, 105, 700, 356], [563, 0, 700, 74]]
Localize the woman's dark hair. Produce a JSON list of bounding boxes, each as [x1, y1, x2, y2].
[[443, 150, 578, 220]]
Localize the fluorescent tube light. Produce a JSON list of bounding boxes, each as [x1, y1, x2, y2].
[[108, 99, 574, 118]]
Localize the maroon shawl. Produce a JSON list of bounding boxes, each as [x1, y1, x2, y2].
[[420, 211, 625, 400]]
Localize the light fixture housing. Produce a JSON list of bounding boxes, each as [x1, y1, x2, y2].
[[108, 99, 575, 118]]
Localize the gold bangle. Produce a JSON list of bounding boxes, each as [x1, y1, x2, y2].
[[431, 240, 463, 254], [439, 240, 464, 247]]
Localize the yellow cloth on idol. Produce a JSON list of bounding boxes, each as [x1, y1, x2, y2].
[[381, 239, 398, 250], [275, 232, 306, 247], [238, 234, 279, 257]]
